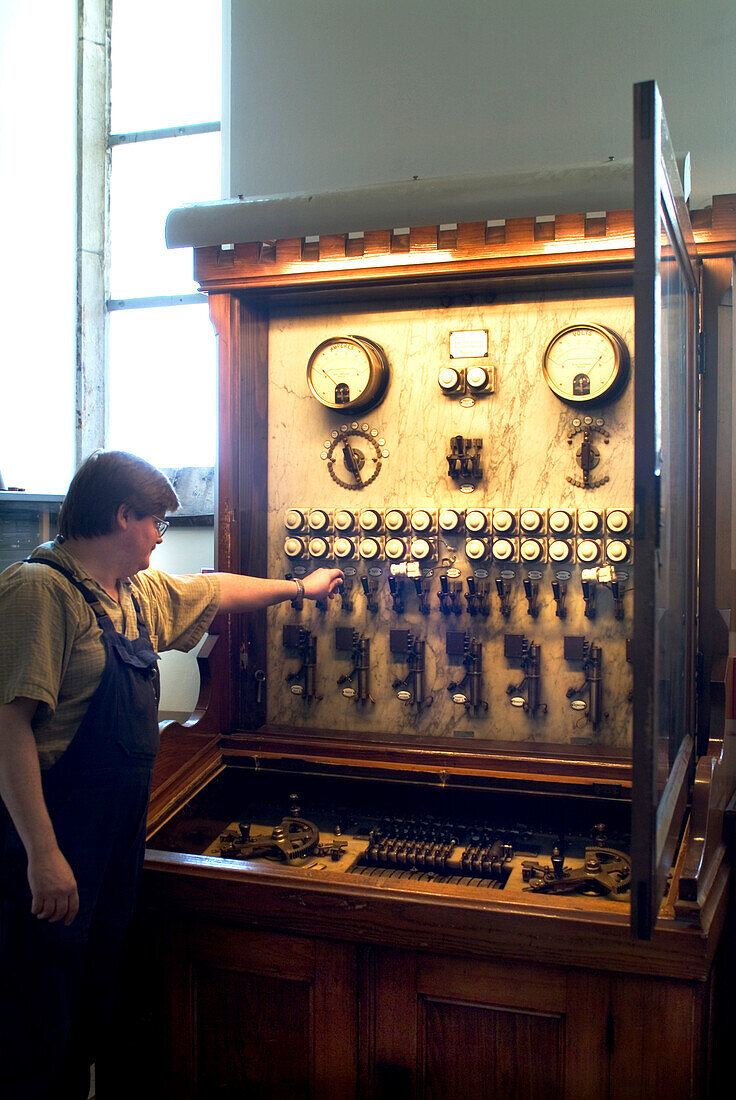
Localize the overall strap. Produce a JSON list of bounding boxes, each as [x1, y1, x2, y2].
[[27, 557, 152, 637]]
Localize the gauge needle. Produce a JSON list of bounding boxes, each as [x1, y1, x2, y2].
[[318, 366, 340, 384], [342, 441, 362, 484]]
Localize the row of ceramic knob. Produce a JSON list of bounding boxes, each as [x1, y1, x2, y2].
[[284, 533, 631, 565], [284, 506, 631, 537], [284, 507, 632, 564]]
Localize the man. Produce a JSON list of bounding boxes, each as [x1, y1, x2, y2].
[[0, 450, 343, 1099]]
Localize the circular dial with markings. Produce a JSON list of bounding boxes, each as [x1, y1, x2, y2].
[[307, 335, 390, 412], [542, 324, 629, 406]]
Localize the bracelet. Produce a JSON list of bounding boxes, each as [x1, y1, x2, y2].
[[291, 577, 305, 604]]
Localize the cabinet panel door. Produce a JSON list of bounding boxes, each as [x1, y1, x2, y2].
[[371, 949, 609, 1100], [165, 922, 358, 1100]]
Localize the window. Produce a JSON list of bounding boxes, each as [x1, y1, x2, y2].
[[107, 0, 222, 469]]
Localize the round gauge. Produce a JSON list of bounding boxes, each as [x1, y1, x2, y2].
[[542, 324, 629, 406], [307, 335, 390, 412]]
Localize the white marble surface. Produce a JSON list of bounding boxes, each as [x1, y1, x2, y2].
[[266, 291, 634, 748]]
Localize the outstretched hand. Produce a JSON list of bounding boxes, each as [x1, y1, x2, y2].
[[302, 568, 344, 602]]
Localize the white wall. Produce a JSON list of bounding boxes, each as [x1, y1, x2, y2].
[[152, 525, 216, 717], [0, 1, 76, 492], [225, 0, 736, 211]]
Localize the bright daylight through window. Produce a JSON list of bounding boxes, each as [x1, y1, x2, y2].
[[107, 0, 221, 469]]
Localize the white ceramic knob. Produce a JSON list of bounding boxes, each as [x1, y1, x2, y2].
[[384, 509, 407, 532], [411, 509, 432, 532], [492, 538, 515, 561], [578, 510, 601, 534], [359, 509, 381, 532], [549, 510, 573, 534], [359, 538, 381, 559], [606, 540, 629, 563], [548, 540, 572, 562], [606, 509, 629, 534], [577, 539, 601, 563], [520, 509, 543, 533], [492, 510, 515, 533], [285, 509, 305, 531], [520, 538, 543, 562], [385, 537, 407, 560], [465, 538, 488, 561], [465, 509, 487, 533]]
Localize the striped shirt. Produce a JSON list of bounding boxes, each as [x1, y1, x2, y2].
[[0, 539, 220, 768]]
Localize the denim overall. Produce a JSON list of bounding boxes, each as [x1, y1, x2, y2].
[[0, 559, 160, 1099]]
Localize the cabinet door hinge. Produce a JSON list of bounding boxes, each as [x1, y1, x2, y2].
[[697, 330, 706, 375]]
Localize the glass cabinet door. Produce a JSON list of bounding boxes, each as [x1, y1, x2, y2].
[[631, 80, 699, 938]]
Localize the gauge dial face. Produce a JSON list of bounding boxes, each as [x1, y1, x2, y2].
[[306, 335, 389, 412], [542, 324, 629, 406]]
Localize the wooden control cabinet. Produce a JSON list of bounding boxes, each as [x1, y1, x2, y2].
[[116, 85, 736, 1098]]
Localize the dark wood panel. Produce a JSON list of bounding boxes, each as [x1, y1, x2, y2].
[[195, 966, 313, 1099], [421, 997, 563, 1100], [609, 974, 706, 1100]]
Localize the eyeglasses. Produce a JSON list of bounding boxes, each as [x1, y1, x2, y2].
[[152, 515, 170, 537]]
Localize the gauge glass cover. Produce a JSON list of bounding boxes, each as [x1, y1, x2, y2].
[[307, 335, 389, 412], [542, 324, 629, 406]]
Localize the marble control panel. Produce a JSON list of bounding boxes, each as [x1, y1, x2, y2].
[[266, 292, 634, 747]]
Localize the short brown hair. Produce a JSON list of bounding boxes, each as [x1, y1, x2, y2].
[[58, 451, 179, 540]]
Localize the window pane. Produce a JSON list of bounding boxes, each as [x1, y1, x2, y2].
[[110, 132, 220, 298], [108, 304, 217, 468], [111, 0, 222, 133], [0, 0, 76, 493]]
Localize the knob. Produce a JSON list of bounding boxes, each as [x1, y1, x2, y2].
[[465, 538, 489, 561], [411, 538, 432, 560], [577, 510, 601, 534], [466, 365, 489, 391], [605, 539, 630, 563], [520, 538, 543, 563], [438, 366, 463, 392], [359, 537, 381, 559], [410, 509, 433, 533], [308, 537, 329, 558], [520, 509, 543, 533], [285, 509, 305, 531], [359, 509, 382, 532], [548, 509, 573, 535], [385, 508, 407, 532], [465, 509, 488, 533], [334, 509, 355, 532], [605, 509, 630, 534], [284, 536, 306, 559], [577, 539, 601, 563], [492, 538, 515, 561], [492, 509, 515, 534], [333, 536, 355, 559], [548, 539, 573, 563], [385, 537, 407, 560], [308, 509, 330, 531], [438, 508, 461, 533]]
